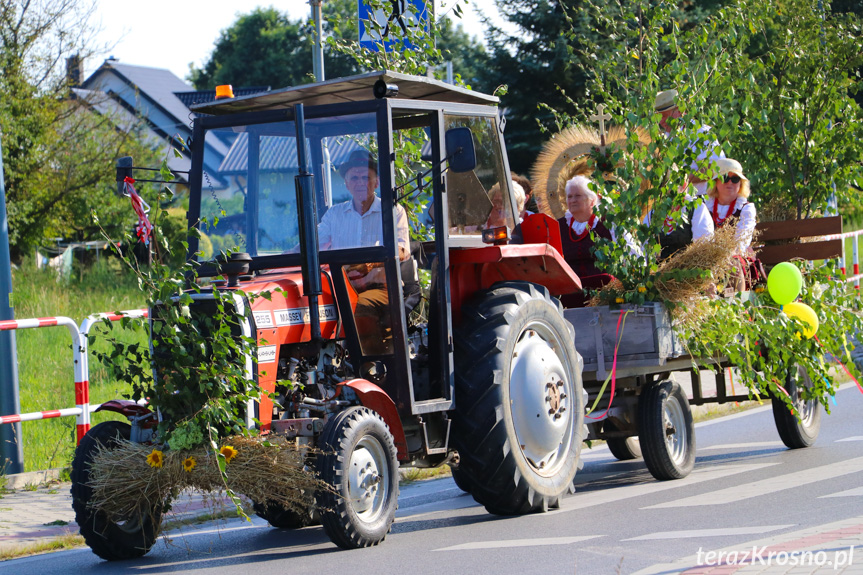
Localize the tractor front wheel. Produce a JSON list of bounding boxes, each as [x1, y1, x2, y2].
[[71, 421, 161, 560], [316, 407, 399, 549]]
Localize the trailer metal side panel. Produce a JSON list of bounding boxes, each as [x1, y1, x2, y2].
[[564, 303, 683, 379]]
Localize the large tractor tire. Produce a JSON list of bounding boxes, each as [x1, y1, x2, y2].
[[451, 282, 584, 515], [71, 421, 162, 560], [449, 464, 473, 494], [639, 379, 696, 480], [316, 407, 399, 549], [772, 364, 821, 449]]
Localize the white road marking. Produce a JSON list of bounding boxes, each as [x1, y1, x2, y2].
[[622, 524, 793, 541], [699, 441, 783, 451], [645, 456, 863, 509], [836, 436, 863, 442], [550, 462, 778, 514], [693, 404, 772, 427], [819, 486, 863, 498], [435, 535, 602, 551]]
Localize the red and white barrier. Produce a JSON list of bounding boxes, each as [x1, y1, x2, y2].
[[822, 228, 863, 288], [0, 309, 147, 444]]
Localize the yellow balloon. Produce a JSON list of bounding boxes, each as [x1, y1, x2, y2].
[[783, 302, 819, 339]]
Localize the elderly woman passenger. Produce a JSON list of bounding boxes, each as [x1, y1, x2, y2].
[[558, 175, 616, 307]]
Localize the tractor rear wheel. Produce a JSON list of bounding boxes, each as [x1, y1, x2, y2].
[[316, 407, 399, 549], [451, 282, 583, 515], [71, 421, 162, 560]]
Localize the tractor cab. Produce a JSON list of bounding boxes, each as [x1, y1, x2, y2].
[[188, 71, 521, 466]]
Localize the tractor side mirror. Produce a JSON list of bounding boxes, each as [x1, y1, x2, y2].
[[445, 127, 477, 173]]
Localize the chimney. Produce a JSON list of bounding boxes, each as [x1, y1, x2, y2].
[[66, 54, 83, 88]]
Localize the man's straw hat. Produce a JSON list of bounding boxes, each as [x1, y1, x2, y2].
[[654, 89, 678, 112]]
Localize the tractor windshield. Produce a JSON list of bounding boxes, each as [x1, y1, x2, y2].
[[196, 112, 379, 259]]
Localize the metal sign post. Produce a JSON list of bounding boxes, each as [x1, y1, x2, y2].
[[0, 132, 23, 474]]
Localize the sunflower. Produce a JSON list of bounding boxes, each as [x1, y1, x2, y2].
[[220, 445, 238, 464], [146, 449, 164, 468], [182, 456, 197, 472]]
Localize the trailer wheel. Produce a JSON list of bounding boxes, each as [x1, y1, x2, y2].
[[605, 420, 642, 461], [316, 407, 399, 549], [253, 498, 319, 529], [639, 380, 695, 480], [452, 282, 583, 515], [71, 421, 161, 560], [772, 364, 821, 449]]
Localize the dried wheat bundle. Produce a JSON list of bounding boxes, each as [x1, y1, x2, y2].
[[653, 223, 741, 302], [585, 224, 746, 313], [86, 435, 325, 526], [531, 125, 650, 219]]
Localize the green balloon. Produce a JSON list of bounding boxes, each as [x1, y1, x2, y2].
[[767, 262, 803, 305]]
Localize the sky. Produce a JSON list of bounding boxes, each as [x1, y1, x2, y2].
[[88, 0, 501, 83]]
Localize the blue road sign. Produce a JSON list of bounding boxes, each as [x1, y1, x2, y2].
[[358, 0, 430, 52]]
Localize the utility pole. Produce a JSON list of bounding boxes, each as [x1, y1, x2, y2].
[[0, 131, 24, 474], [310, 0, 325, 82]]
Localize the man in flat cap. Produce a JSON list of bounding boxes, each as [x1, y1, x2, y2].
[[645, 89, 725, 258], [654, 89, 725, 196]]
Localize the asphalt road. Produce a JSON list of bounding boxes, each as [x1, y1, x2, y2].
[[4, 385, 862, 575]]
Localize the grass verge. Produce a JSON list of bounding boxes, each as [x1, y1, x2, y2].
[[10, 261, 145, 472], [0, 533, 85, 561]]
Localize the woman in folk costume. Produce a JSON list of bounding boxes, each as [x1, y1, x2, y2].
[[531, 125, 648, 307], [557, 175, 617, 307], [692, 158, 759, 290]]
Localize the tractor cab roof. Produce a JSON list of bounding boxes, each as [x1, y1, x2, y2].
[[190, 70, 499, 116]]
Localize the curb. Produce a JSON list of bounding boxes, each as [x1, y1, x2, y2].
[[3, 468, 62, 490]]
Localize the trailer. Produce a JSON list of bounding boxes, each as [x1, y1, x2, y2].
[[565, 301, 822, 481]]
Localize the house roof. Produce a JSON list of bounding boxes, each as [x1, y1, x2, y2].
[[191, 70, 499, 115], [86, 62, 195, 132], [219, 133, 364, 174], [71, 87, 191, 178]]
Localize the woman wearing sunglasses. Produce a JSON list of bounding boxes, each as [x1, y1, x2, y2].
[[694, 158, 760, 290]]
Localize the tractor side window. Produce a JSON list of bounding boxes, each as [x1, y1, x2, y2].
[[442, 115, 514, 236]]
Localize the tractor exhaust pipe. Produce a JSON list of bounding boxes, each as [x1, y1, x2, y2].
[[293, 104, 322, 342]]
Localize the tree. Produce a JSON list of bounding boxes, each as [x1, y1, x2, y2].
[[0, 0, 155, 263], [190, 2, 488, 92], [188, 8, 311, 90], [479, 0, 729, 174]]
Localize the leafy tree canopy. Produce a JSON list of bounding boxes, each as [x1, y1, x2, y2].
[[1, 0, 158, 263], [188, 2, 488, 92]]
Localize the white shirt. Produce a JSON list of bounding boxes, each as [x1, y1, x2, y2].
[[692, 196, 756, 256], [688, 123, 725, 196], [318, 196, 409, 253], [643, 195, 714, 240]]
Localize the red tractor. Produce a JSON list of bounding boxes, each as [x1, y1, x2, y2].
[[72, 71, 586, 558]]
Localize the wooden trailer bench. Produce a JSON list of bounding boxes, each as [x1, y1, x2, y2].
[[754, 215, 843, 266]]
